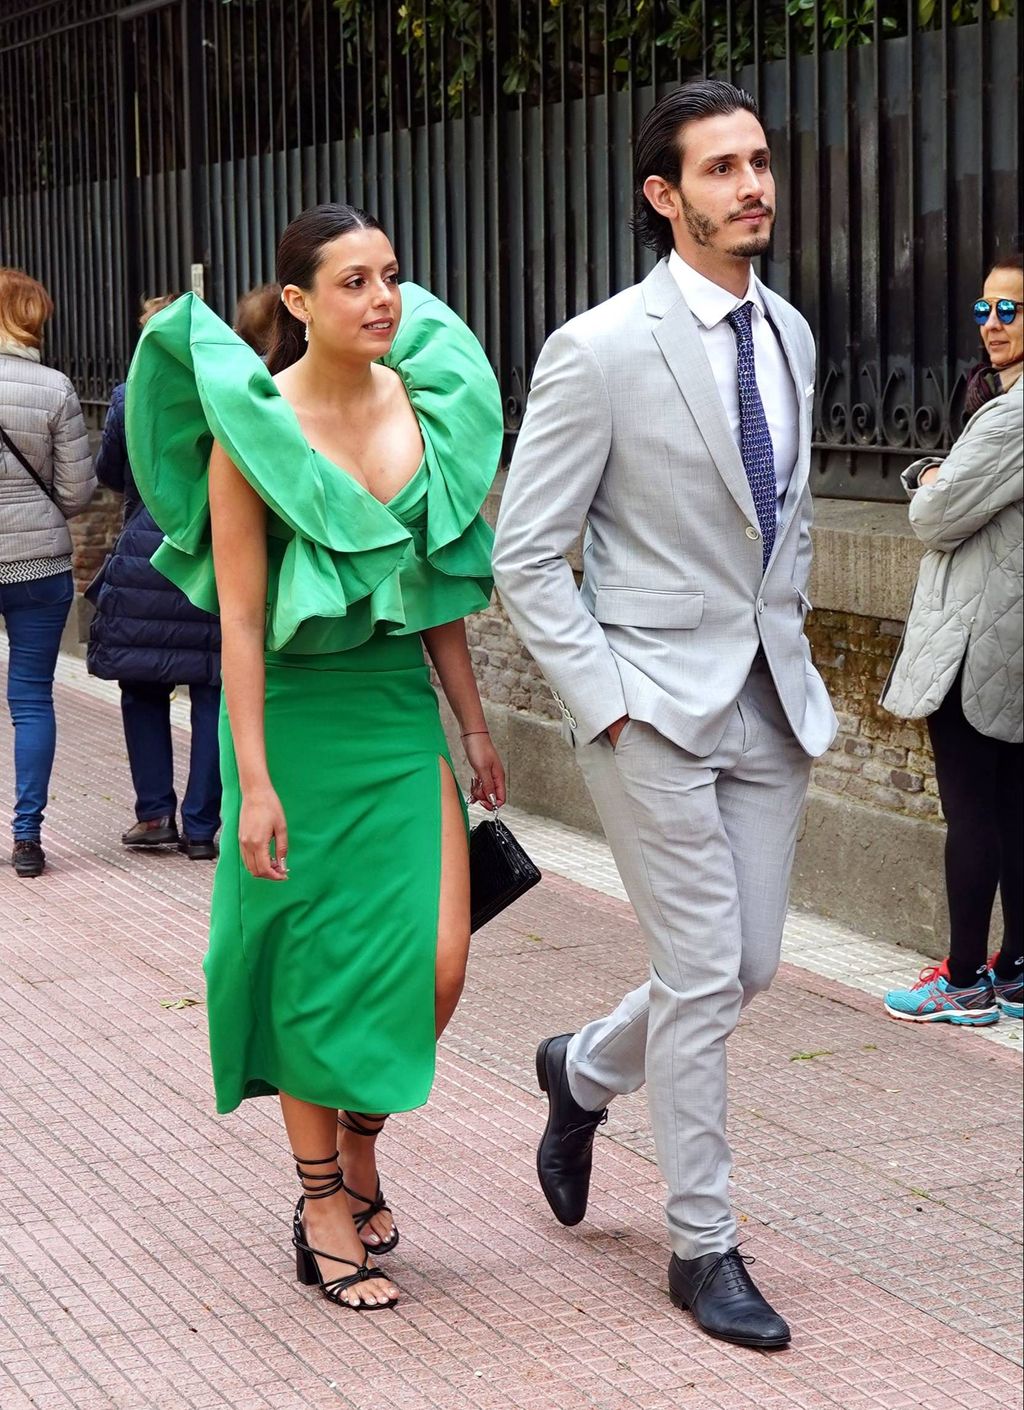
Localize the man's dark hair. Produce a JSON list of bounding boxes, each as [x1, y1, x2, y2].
[[633, 80, 760, 260]]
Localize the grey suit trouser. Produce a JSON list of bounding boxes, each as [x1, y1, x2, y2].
[[566, 658, 812, 1260]]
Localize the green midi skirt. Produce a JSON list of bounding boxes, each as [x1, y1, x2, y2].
[[204, 632, 459, 1115]]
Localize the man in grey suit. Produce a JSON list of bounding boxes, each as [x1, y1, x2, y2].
[[492, 81, 837, 1349]]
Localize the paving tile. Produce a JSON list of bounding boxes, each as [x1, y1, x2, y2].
[[0, 639, 1021, 1410]]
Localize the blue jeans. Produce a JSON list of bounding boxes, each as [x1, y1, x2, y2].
[[0, 571, 74, 841], [119, 680, 222, 839]]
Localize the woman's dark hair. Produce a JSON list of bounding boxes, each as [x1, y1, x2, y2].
[[632, 80, 760, 260], [990, 251, 1023, 275], [265, 203, 385, 373]]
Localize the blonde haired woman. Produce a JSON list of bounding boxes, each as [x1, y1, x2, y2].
[[0, 267, 96, 877]]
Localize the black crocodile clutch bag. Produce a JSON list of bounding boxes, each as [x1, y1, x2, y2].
[[469, 815, 541, 933]]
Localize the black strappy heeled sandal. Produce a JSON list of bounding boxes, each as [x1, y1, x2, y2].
[[337, 1112, 400, 1255], [291, 1151, 398, 1311]]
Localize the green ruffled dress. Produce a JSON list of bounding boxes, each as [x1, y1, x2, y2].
[[125, 286, 502, 1115]]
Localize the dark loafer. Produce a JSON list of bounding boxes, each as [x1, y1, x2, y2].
[[178, 836, 218, 861], [11, 840, 45, 878], [668, 1248, 791, 1350], [122, 817, 179, 848], [535, 1032, 608, 1226]]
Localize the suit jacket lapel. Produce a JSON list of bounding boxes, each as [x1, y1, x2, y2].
[[642, 262, 758, 529]]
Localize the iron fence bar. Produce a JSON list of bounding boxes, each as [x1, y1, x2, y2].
[[490, 0, 511, 436], [862, 0, 882, 447], [941, 0, 953, 418], [436, 8, 450, 304], [838, 0, 853, 451], [906, 0, 918, 459], [601, 0, 617, 299], [978, 0, 988, 282]]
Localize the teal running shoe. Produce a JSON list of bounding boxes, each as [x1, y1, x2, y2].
[[884, 968, 999, 1025], [990, 967, 1024, 1019]]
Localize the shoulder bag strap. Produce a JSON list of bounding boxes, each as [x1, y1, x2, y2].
[[0, 422, 58, 503]]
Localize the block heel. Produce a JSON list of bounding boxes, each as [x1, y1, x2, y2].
[[291, 1150, 398, 1311], [295, 1243, 319, 1285]]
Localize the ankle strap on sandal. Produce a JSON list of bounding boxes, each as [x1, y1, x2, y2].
[[338, 1111, 389, 1138], [293, 1150, 345, 1199]]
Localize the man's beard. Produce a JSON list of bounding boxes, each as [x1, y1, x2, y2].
[[680, 190, 774, 256]]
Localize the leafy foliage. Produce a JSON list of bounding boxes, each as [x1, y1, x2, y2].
[[333, 0, 1012, 116]]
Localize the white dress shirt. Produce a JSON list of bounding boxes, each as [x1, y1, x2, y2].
[[668, 250, 798, 519]]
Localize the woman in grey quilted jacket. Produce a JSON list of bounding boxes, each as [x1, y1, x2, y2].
[[0, 267, 96, 877], [882, 254, 1023, 1026]]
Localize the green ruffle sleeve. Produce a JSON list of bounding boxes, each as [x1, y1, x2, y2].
[[124, 285, 501, 655]]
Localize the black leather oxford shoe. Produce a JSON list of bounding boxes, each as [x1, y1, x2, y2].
[[534, 1032, 608, 1226], [668, 1248, 791, 1350]]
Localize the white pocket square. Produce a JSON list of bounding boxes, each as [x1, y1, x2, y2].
[[804, 383, 815, 397]]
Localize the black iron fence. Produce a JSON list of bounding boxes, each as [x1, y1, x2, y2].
[[1, 1, 1020, 498]]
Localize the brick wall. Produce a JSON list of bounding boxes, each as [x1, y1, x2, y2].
[[68, 488, 122, 592], [466, 598, 560, 721], [805, 609, 940, 822]]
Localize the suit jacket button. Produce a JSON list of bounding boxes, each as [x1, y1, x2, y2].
[[745, 526, 760, 540], [757, 598, 765, 614]]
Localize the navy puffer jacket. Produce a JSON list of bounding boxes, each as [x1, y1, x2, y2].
[[87, 384, 221, 686]]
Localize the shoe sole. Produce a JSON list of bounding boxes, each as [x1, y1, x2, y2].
[[123, 838, 178, 848], [883, 1002, 999, 1025], [12, 867, 44, 878], [667, 1288, 790, 1350], [996, 998, 1024, 1019]]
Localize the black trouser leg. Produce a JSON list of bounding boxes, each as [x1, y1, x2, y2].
[[926, 681, 1016, 987], [993, 740, 1023, 978]]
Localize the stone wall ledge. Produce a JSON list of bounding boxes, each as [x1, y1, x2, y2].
[[809, 498, 922, 623]]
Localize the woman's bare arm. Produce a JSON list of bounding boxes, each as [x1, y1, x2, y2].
[[209, 440, 288, 879], [422, 619, 506, 809]]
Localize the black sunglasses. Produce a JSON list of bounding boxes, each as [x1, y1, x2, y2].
[[973, 298, 1023, 326]]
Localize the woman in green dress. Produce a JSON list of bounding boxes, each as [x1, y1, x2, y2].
[[125, 204, 506, 1310]]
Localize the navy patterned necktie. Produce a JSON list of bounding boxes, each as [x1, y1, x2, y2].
[[726, 301, 777, 570]]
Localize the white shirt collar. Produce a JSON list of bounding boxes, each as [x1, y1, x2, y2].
[[667, 250, 764, 329]]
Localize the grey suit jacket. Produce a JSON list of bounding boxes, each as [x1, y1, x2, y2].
[[491, 258, 837, 759]]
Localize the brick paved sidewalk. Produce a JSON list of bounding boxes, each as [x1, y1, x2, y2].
[[0, 653, 1021, 1410]]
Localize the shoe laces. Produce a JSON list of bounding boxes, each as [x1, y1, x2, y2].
[[911, 961, 949, 989], [912, 954, 1002, 991], [561, 1109, 608, 1144], [693, 1246, 755, 1303]]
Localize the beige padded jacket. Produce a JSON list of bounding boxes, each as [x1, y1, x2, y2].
[[0, 345, 96, 567], [881, 376, 1023, 743]]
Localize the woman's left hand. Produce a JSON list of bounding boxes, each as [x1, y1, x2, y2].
[[463, 732, 507, 811]]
